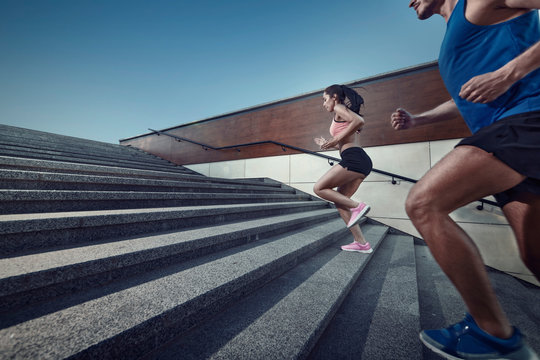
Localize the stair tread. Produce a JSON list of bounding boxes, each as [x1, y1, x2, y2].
[[0, 169, 288, 191], [0, 201, 322, 229], [0, 156, 278, 186], [0, 189, 308, 201], [0, 155, 190, 176]]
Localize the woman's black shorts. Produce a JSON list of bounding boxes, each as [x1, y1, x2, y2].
[[456, 110, 540, 207], [338, 147, 372, 176]]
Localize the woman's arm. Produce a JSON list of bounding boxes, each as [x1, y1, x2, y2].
[[321, 105, 364, 149], [335, 104, 364, 137]]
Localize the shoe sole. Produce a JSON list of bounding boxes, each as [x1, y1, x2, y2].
[[419, 332, 462, 360], [419, 332, 539, 360], [341, 247, 373, 254], [347, 205, 371, 228]]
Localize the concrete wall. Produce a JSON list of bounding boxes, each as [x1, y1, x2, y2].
[[186, 139, 538, 286]]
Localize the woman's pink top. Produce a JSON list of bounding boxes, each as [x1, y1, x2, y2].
[[329, 118, 349, 137]]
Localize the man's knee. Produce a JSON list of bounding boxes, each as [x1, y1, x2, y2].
[[405, 185, 434, 223]]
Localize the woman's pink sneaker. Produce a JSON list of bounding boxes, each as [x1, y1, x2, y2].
[[347, 202, 370, 228], [341, 241, 373, 253]]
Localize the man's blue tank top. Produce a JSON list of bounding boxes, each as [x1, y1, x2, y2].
[[438, 0, 540, 133]]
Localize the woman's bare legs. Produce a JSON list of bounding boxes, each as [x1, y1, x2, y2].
[[405, 145, 527, 339], [313, 164, 367, 244], [313, 164, 365, 208], [336, 178, 368, 244]]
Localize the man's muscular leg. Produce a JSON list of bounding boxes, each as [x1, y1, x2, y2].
[[405, 145, 525, 338]]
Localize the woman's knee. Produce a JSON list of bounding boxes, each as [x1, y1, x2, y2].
[[313, 183, 324, 197]]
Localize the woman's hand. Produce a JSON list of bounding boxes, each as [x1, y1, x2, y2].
[[321, 137, 339, 150], [314, 136, 337, 150], [314, 137, 326, 148]]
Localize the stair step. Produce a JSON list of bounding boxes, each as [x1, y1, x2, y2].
[[0, 124, 172, 165], [0, 156, 191, 178], [0, 217, 351, 360], [0, 134, 171, 161], [0, 208, 339, 313], [310, 233, 422, 359], [0, 150, 183, 174], [0, 189, 313, 214], [147, 223, 389, 360], [360, 234, 421, 359], [0, 201, 330, 256], [0, 142, 179, 170], [0, 169, 290, 193]]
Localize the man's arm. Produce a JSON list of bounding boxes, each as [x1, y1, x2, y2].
[[503, 0, 540, 8], [460, 4, 540, 103], [390, 99, 460, 130], [460, 40, 540, 103]]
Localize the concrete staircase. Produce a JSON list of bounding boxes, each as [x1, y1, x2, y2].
[[0, 124, 538, 359]]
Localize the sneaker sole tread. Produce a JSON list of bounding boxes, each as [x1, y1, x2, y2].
[[346, 205, 370, 228], [419, 332, 539, 360]]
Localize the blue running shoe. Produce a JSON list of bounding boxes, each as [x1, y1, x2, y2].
[[419, 313, 539, 359]]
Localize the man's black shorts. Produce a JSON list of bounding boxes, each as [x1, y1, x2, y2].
[[456, 110, 540, 207]]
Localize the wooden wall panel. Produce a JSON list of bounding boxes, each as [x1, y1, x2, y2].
[[121, 62, 471, 165]]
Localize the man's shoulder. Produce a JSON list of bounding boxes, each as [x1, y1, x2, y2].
[[466, 0, 506, 8], [464, 0, 531, 25]]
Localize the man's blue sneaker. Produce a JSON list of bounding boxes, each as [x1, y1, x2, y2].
[[419, 313, 539, 359]]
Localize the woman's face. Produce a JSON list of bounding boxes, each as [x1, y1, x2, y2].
[[322, 92, 336, 112]]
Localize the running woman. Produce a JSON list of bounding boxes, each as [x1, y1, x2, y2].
[[314, 84, 373, 253]]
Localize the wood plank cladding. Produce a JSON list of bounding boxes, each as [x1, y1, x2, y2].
[[120, 62, 471, 165]]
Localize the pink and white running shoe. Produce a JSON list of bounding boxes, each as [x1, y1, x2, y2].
[[347, 202, 370, 228], [341, 241, 373, 253]]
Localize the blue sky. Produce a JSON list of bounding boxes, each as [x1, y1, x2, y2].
[[1, 0, 448, 144]]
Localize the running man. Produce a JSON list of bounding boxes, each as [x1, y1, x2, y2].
[[391, 0, 540, 358]]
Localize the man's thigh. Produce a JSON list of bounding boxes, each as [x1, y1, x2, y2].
[[410, 145, 526, 213]]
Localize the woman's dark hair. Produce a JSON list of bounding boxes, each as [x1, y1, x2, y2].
[[324, 84, 364, 115]]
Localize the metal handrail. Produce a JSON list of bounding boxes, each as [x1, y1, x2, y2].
[[148, 128, 498, 209]]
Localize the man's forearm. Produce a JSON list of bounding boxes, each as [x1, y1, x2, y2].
[[499, 40, 540, 83], [414, 99, 461, 126]]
